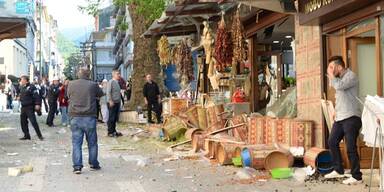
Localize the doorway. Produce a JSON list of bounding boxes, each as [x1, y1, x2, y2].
[[347, 34, 377, 99]]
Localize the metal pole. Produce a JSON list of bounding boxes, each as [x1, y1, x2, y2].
[[39, 0, 42, 79]]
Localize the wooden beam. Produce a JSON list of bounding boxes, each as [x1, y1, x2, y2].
[[376, 17, 382, 96], [244, 12, 289, 38], [166, 8, 219, 16], [322, 1, 384, 33]]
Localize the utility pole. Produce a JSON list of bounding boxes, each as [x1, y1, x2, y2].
[[80, 41, 96, 81], [39, 0, 43, 79]]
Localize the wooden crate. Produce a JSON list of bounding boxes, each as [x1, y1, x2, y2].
[[162, 98, 188, 116], [339, 138, 380, 169]]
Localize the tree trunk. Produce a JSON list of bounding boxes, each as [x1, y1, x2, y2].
[[126, 4, 164, 110]]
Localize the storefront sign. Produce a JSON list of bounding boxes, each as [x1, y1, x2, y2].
[[298, 0, 379, 25], [15, 1, 33, 15], [303, 0, 335, 14]]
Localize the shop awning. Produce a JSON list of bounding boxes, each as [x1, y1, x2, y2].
[[143, 0, 237, 38], [237, 0, 296, 14], [0, 17, 27, 41]]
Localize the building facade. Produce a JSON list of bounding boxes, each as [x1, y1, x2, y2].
[[0, 39, 29, 78]]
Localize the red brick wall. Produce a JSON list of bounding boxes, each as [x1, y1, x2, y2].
[[295, 17, 325, 147]]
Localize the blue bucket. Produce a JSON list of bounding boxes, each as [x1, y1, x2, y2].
[[241, 148, 252, 167], [316, 151, 333, 174]]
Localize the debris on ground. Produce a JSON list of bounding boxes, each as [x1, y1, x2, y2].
[[121, 155, 150, 168], [6, 153, 19, 156], [8, 164, 33, 177]]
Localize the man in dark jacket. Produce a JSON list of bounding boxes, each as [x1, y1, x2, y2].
[[67, 69, 104, 174], [143, 74, 161, 124], [18, 75, 43, 140], [46, 77, 60, 127]]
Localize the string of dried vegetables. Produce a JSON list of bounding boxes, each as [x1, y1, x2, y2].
[[200, 21, 220, 90], [157, 35, 171, 66], [201, 21, 214, 65], [214, 15, 233, 72], [231, 9, 247, 75], [172, 39, 193, 87]]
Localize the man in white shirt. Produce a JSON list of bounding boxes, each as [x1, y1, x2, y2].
[[324, 56, 362, 185]]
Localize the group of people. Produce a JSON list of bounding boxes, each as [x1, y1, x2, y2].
[[17, 68, 162, 174]]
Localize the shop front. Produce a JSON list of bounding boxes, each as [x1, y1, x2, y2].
[[297, 0, 384, 152]]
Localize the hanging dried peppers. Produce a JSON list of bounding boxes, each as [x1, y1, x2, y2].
[[157, 35, 171, 66], [231, 9, 247, 75], [214, 15, 233, 72], [172, 39, 193, 87]]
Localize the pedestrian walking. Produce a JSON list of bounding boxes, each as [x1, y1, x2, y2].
[[324, 56, 363, 185], [143, 74, 161, 124], [5, 80, 14, 109], [107, 70, 123, 137], [59, 80, 69, 126], [40, 78, 49, 113], [46, 77, 60, 127], [18, 75, 43, 140], [100, 79, 109, 123], [67, 69, 104, 174]]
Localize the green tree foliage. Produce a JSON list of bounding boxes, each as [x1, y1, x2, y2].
[[57, 33, 79, 60], [78, 0, 103, 17], [113, 0, 169, 22], [57, 32, 81, 80], [63, 54, 82, 80]]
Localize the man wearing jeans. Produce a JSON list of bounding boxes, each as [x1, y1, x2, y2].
[[67, 69, 104, 174], [325, 56, 362, 185], [107, 70, 123, 137]]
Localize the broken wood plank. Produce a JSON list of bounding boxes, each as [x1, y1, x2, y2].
[[169, 139, 192, 148]]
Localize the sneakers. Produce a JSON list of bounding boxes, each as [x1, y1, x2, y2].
[[73, 168, 82, 174], [324, 171, 347, 179], [342, 177, 363, 185], [108, 132, 123, 137], [90, 165, 101, 171], [19, 136, 31, 140], [38, 136, 44, 141]]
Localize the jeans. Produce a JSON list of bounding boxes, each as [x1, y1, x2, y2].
[[60, 106, 69, 125], [107, 103, 120, 134], [71, 116, 99, 169], [328, 116, 362, 180]]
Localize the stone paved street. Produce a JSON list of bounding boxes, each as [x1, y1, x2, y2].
[[0, 112, 380, 192]]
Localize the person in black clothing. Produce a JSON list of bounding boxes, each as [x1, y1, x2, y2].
[[143, 74, 161, 124], [46, 77, 60, 127], [40, 78, 49, 113], [18, 75, 43, 140]]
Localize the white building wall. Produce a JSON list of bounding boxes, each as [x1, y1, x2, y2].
[[0, 39, 28, 77]]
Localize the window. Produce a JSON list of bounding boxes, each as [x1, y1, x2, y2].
[[0, 57, 4, 64]]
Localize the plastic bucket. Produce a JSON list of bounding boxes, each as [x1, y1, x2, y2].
[[304, 147, 333, 174]]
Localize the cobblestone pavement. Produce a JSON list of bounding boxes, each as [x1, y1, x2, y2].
[[0, 112, 380, 192]]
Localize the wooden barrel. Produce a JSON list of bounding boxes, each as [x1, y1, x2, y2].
[[230, 115, 248, 142], [207, 104, 225, 131], [217, 143, 238, 165], [304, 147, 333, 174], [162, 116, 188, 141], [204, 139, 217, 159], [184, 128, 203, 140], [192, 133, 205, 152], [185, 106, 200, 128], [264, 149, 294, 171], [241, 145, 277, 169], [197, 107, 208, 130]]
